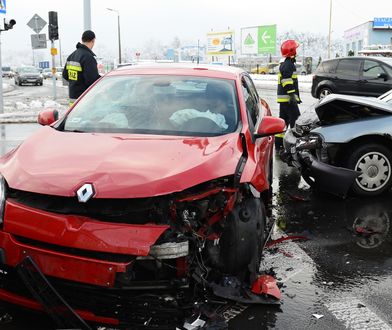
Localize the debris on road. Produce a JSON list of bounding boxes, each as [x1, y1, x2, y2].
[[312, 314, 324, 319]]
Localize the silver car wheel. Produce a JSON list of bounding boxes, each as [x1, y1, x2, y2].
[[319, 88, 331, 99], [355, 152, 391, 192]]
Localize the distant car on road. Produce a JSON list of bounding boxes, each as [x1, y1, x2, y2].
[[312, 56, 392, 99], [55, 67, 63, 80], [14, 66, 43, 86], [268, 63, 307, 75], [42, 68, 52, 79], [2, 66, 14, 78]]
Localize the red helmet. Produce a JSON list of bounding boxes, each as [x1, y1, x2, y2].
[[281, 40, 299, 58]]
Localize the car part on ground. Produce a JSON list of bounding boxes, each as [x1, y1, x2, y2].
[[282, 91, 392, 197]]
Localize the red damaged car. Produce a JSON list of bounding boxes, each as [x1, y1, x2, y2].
[[0, 65, 284, 328]]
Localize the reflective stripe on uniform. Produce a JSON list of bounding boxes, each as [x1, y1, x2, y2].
[[281, 78, 294, 87], [275, 133, 285, 138], [66, 65, 83, 72], [277, 94, 300, 103], [277, 95, 290, 102], [287, 89, 296, 94]]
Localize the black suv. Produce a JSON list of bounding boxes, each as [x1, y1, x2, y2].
[[311, 56, 392, 99]]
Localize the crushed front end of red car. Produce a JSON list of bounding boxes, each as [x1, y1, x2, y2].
[[0, 65, 284, 328]]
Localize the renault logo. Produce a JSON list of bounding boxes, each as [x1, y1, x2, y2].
[[76, 183, 95, 203]]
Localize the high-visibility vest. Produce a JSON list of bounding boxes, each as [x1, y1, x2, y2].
[[277, 58, 300, 103]]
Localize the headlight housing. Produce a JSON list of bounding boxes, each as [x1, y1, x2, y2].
[[0, 175, 6, 225], [295, 134, 321, 152]]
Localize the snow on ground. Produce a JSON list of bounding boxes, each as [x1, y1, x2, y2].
[[0, 99, 68, 124], [2, 82, 14, 93]]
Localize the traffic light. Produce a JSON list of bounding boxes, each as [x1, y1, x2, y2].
[[48, 11, 58, 40], [1, 18, 16, 31]]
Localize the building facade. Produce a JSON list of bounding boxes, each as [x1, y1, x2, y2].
[[344, 18, 392, 56]]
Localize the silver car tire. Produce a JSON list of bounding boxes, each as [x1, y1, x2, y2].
[[347, 144, 392, 196], [318, 87, 332, 99]]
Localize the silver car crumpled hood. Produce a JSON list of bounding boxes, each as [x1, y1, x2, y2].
[[315, 94, 392, 125]]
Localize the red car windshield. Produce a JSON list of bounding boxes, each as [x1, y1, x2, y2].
[[63, 75, 239, 136]]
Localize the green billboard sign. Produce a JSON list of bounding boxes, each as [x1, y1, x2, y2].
[[257, 25, 276, 55]]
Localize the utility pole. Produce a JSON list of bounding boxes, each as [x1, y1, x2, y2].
[[107, 8, 121, 64], [0, 18, 17, 114], [83, 0, 91, 31], [328, 0, 332, 59]]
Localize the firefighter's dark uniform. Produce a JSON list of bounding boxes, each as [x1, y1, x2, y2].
[[62, 42, 100, 102], [275, 57, 301, 149]]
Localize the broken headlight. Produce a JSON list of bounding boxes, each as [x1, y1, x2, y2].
[[0, 175, 6, 225], [174, 177, 236, 232], [294, 134, 321, 152]]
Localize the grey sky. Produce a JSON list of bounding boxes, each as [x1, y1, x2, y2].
[[1, 0, 391, 64]]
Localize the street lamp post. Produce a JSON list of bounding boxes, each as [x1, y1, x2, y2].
[[106, 8, 122, 64]]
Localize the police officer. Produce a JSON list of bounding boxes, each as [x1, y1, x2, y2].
[[275, 39, 301, 151], [63, 30, 100, 105]]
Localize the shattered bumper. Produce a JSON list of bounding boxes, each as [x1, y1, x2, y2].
[[283, 129, 360, 198], [295, 151, 360, 198], [0, 229, 189, 327]]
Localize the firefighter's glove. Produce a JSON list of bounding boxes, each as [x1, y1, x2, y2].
[[289, 93, 297, 105]]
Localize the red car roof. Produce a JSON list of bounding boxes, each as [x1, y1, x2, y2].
[[106, 63, 244, 80]]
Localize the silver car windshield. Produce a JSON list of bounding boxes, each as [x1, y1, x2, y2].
[[63, 75, 239, 136]]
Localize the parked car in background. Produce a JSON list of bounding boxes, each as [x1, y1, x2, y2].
[[282, 89, 392, 197], [14, 66, 43, 86], [268, 62, 307, 75], [55, 67, 63, 79], [312, 56, 392, 99], [42, 68, 52, 79], [2, 66, 14, 78], [0, 64, 284, 328], [251, 63, 278, 74]]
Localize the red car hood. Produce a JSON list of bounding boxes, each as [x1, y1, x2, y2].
[[0, 127, 243, 198]]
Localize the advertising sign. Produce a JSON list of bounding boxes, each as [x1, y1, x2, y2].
[[241, 27, 258, 55], [0, 0, 6, 14], [258, 25, 276, 54], [206, 31, 234, 55], [373, 17, 392, 29], [241, 25, 277, 55]]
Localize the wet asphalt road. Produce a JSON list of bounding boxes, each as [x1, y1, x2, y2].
[[1, 87, 392, 329]]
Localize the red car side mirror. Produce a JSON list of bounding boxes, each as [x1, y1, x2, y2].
[[37, 108, 59, 126], [254, 116, 285, 138]]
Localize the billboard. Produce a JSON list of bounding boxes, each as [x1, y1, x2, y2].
[[206, 31, 234, 55], [241, 25, 277, 55], [373, 17, 392, 29]]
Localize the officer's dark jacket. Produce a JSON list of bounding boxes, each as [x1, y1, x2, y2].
[[62, 42, 100, 99], [277, 57, 300, 103]]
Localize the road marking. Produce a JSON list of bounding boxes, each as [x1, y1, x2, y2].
[[325, 297, 392, 330]]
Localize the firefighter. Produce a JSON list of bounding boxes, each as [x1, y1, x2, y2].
[[275, 39, 301, 151], [63, 30, 101, 105]]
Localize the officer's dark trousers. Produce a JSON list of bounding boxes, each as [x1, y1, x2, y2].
[[275, 102, 300, 150]]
